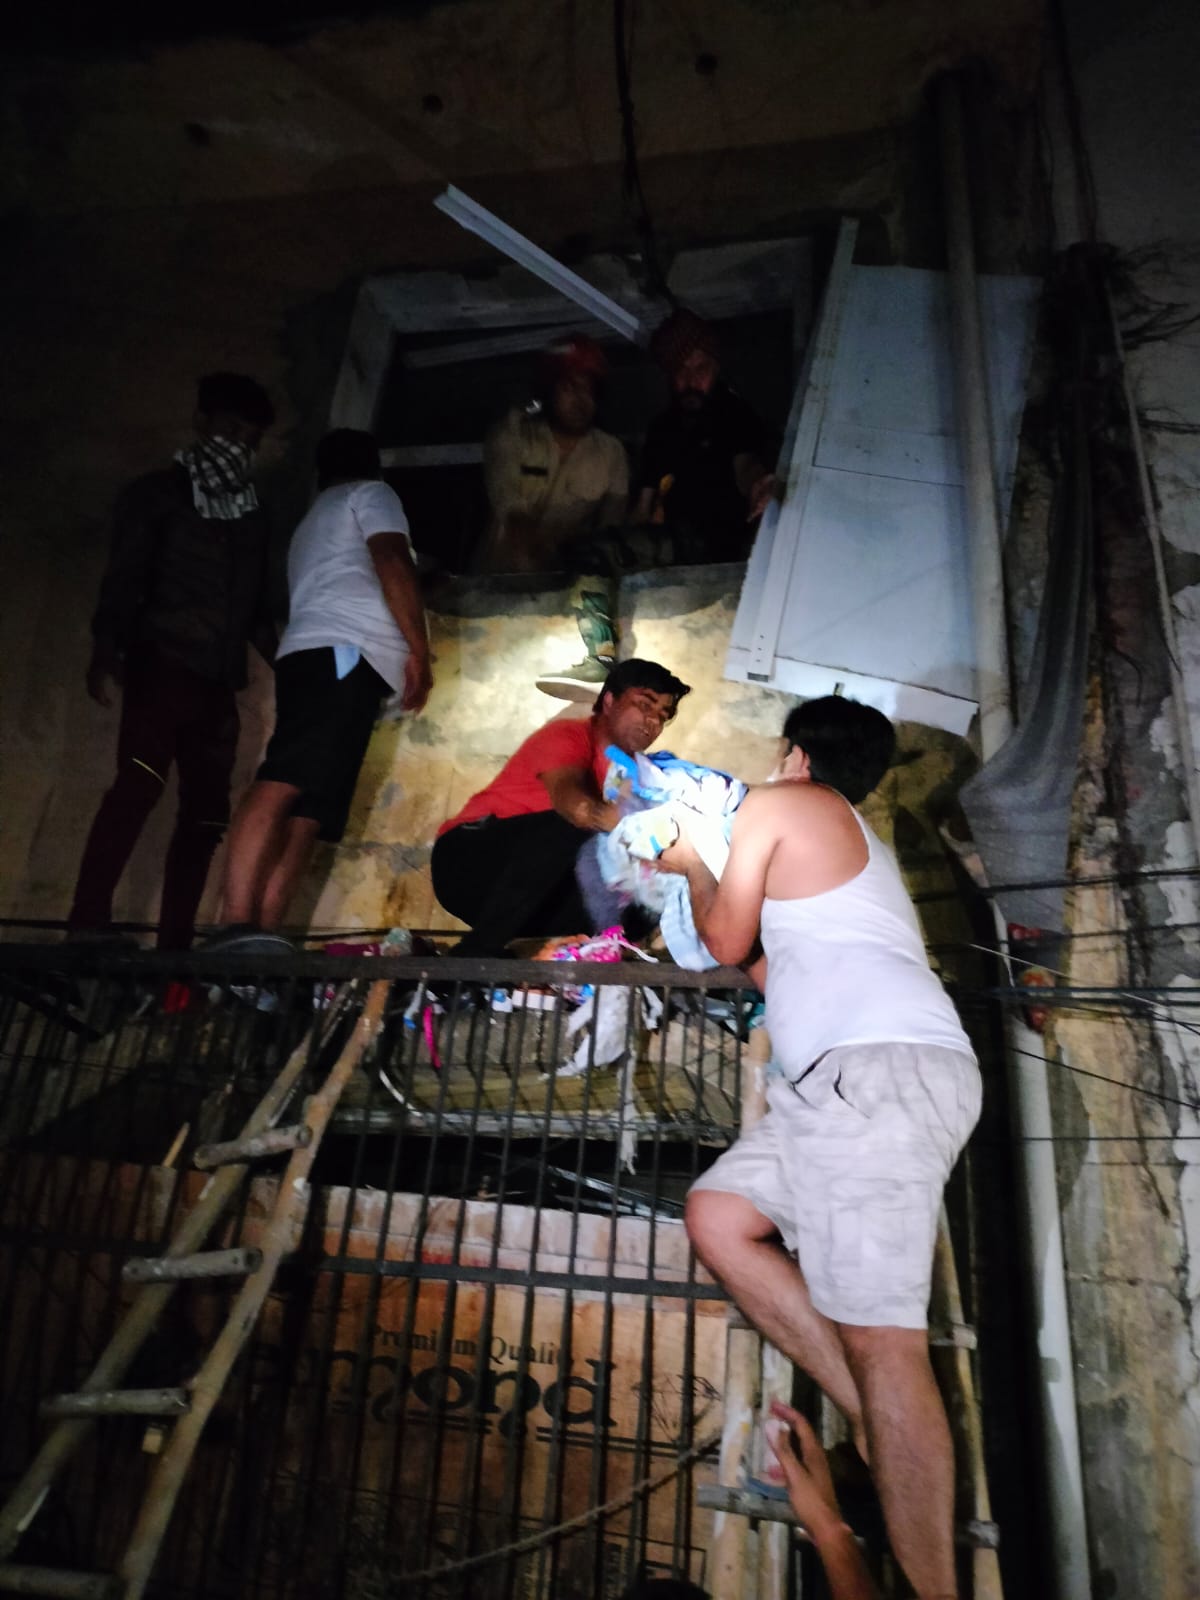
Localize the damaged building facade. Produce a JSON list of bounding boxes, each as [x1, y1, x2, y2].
[[1, 1, 1198, 1596]]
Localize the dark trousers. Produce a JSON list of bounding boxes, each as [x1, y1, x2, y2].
[[430, 812, 595, 957], [69, 650, 239, 949]]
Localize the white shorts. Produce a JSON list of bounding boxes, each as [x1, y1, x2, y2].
[[690, 1042, 981, 1330]]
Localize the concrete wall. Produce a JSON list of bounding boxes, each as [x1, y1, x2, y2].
[[1046, 4, 1200, 1594], [0, 0, 1041, 935]]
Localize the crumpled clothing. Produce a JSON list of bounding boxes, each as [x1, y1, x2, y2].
[[534, 925, 649, 1003], [174, 435, 259, 521], [549, 983, 664, 1080], [576, 747, 748, 969]]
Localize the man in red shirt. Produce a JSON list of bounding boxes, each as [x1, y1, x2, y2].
[[432, 659, 690, 955]]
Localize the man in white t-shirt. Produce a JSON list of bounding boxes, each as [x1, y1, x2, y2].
[[216, 429, 432, 939]]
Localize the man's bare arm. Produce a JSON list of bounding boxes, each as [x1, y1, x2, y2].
[[368, 532, 433, 711], [541, 765, 619, 832], [658, 791, 779, 966], [769, 1404, 879, 1600], [680, 853, 720, 943], [733, 450, 777, 519]]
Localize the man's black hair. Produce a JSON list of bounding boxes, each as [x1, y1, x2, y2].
[[595, 658, 691, 719], [196, 372, 275, 429], [316, 429, 382, 488], [783, 695, 896, 804], [618, 1579, 709, 1600]]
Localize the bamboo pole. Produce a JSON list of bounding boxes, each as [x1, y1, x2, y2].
[[117, 980, 388, 1600], [710, 1024, 773, 1600], [930, 1209, 1002, 1600], [0, 991, 350, 1561], [757, 1342, 793, 1600]]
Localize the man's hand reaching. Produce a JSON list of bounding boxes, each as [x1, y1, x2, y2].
[[766, 1401, 842, 1540], [747, 471, 779, 520], [654, 834, 702, 876], [86, 647, 123, 708], [401, 648, 433, 714], [766, 1401, 879, 1600]]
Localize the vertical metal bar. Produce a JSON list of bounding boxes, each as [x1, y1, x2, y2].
[[709, 988, 766, 1600], [586, 975, 638, 1594], [330, 1021, 392, 1600], [442, 979, 498, 1573], [373, 988, 431, 1579], [526, 975, 598, 1598], [497, 982, 569, 1600]]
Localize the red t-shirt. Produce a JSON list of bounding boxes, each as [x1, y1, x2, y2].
[[438, 716, 610, 836]]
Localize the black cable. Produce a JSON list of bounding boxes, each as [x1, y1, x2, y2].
[[957, 984, 1200, 1003], [997, 1041, 1200, 1115], [996, 1133, 1200, 1143], [954, 989, 1200, 1044], [613, 0, 673, 303], [930, 920, 1200, 950], [1047, 0, 1101, 246], [913, 862, 1199, 906]]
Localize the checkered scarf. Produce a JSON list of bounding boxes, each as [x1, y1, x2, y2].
[[175, 435, 259, 521]]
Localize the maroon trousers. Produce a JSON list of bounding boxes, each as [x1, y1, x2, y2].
[[69, 650, 239, 949]]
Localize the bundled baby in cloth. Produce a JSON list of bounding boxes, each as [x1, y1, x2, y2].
[[575, 745, 748, 969]]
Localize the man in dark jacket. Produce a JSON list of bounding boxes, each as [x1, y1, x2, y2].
[[634, 309, 778, 560], [68, 372, 276, 949]]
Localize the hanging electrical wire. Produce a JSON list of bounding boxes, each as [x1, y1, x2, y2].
[[613, 0, 674, 303], [912, 860, 1200, 906], [993, 1040, 1200, 1115]]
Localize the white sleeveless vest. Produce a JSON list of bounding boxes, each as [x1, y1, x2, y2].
[[760, 804, 974, 1076]]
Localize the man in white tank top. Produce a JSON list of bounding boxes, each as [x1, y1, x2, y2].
[[658, 696, 980, 1600]]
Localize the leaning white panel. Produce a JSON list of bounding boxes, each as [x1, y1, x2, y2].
[[727, 262, 1040, 735]]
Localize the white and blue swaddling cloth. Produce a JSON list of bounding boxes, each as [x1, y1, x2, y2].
[[576, 746, 747, 969]]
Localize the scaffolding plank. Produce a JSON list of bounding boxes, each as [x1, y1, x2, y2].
[[39, 1390, 189, 1420], [0, 1568, 117, 1599], [192, 1125, 311, 1170], [121, 1248, 262, 1284]]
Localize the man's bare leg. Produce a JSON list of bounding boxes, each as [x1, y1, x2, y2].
[[259, 816, 320, 931], [685, 1190, 866, 1451], [839, 1324, 957, 1600], [221, 780, 301, 926]]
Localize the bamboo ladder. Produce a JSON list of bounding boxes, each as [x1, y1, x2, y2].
[[698, 1026, 1002, 1599], [0, 978, 390, 1600]]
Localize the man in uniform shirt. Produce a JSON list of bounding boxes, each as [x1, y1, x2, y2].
[[480, 334, 628, 574], [536, 310, 778, 701]]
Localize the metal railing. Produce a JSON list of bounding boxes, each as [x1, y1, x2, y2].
[[0, 943, 758, 1600]]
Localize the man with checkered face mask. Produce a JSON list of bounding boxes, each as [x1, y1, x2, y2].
[[69, 372, 276, 950]]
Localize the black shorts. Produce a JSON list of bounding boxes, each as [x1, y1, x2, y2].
[[258, 648, 388, 842]]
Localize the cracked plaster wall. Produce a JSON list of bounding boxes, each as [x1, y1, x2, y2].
[[1041, 2, 1200, 1593], [280, 564, 975, 939]]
